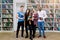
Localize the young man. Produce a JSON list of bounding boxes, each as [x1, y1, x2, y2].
[[25, 9, 30, 38], [37, 7, 47, 38], [16, 5, 25, 38], [28, 12, 33, 40]]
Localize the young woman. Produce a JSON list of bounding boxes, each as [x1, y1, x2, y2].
[[25, 9, 30, 38], [32, 9, 38, 38]]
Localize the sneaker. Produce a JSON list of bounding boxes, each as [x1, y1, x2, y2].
[[29, 37, 31, 39], [33, 36, 35, 38], [16, 36, 18, 38], [43, 36, 46, 38], [30, 37, 33, 40], [38, 35, 41, 38], [30, 38, 33, 40]]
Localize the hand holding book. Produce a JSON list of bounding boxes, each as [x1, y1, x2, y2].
[[29, 21, 31, 25], [39, 17, 43, 20]]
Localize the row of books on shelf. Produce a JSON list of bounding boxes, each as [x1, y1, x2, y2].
[[45, 18, 60, 22], [41, 0, 60, 3], [2, 4, 13, 9], [2, 23, 13, 27], [2, 9, 13, 13], [45, 27, 60, 31], [2, 28, 12, 30], [27, 4, 60, 9], [55, 9, 60, 14], [2, 14, 13, 18], [46, 9, 60, 13], [1, 26, 60, 31], [45, 22, 60, 26], [36, 27, 60, 31], [0, 26, 13, 30], [47, 14, 60, 18], [2, 19, 13, 22], [2, 0, 13, 3], [1, 3, 59, 9], [27, 0, 60, 3]]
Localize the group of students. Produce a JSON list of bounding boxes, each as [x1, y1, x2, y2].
[[16, 5, 47, 40]]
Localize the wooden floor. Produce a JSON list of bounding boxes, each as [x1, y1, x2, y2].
[[0, 31, 60, 40]]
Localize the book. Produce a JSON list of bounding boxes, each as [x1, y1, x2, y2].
[[2, 4, 6, 8], [2, 0, 13, 3]]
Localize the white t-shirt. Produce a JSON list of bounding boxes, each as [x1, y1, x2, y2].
[[37, 10, 47, 22]]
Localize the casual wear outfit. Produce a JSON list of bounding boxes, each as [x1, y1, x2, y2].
[[37, 10, 47, 37], [25, 13, 29, 38], [32, 13, 38, 37], [16, 11, 25, 38], [28, 14, 34, 40]]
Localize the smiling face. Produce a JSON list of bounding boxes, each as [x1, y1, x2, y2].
[[20, 5, 24, 12], [26, 9, 30, 14], [26, 9, 30, 13], [38, 7, 42, 11]]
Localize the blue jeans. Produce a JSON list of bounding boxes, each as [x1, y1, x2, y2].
[[38, 21, 45, 36]]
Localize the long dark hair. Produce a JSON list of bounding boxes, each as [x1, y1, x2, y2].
[[25, 9, 30, 16]]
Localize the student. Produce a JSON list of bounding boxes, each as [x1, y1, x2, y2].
[[16, 5, 25, 38], [32, 9, 38, 38], [28, 12, 33, 40], [25, 9, 30, 38], [37, 7, 47, 38]]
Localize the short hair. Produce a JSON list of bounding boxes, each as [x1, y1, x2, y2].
[[20, 5, 24, 8]]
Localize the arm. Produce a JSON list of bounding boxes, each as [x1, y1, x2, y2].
[[16, 12, 24, 20], [16, 13, 18, 19], [18, 17, 24, 20], [18, 15, 24, 19], [43, 11, 47, 19]]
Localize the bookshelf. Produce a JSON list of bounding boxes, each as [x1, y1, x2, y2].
[[26, 0, 60, 32], [13, 0, 60, 32], [0, 0, 13, 31], [0, 2, 2, 31]]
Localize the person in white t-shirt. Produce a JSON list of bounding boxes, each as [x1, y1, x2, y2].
[[37, 7, 47, 38]]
